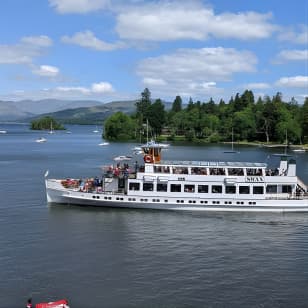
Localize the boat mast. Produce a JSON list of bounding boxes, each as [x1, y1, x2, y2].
[[231, 127, 234, 151], [284, 129, 288, 155], [146, 119, 149, 143]]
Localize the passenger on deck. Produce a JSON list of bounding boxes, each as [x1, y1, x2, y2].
[[26, 298, 32, 308]]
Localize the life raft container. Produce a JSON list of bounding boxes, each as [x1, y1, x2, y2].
[[144, 155, 153, 163]]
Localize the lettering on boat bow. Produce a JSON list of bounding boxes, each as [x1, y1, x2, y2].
[[245, 176, 265, 182]]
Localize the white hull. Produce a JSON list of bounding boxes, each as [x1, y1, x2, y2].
[[46, 179, 308, 212]]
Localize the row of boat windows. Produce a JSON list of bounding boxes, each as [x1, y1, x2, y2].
[[91, 194, 258, 206], [129, 182, 293, 194], [153, 166, 263, 176]]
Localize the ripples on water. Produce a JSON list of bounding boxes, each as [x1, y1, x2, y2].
[[0, 124, 308, 308]]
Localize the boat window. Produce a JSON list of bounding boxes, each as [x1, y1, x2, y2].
[[154, 148, 160, 156], [191, 167, 207, 175], [157, 183, 167, 192], [171, 184, 181, 192], [172, 167, 188, 174], [198, 185, 208, 193], [247, 168, 263, 176], [184, 184, 195, 193], [156, 166, 171, 173], [228, 168, 244, 176], [225, 186, 236, 194], [266, 185, 277, 193], [282, 185, 292, 193], [129, 182, 140, 191], [212, 185, 222, 193], [154, 166, 163, 173], [143, 183, 154, 191], [162, 166, 170, 173], [209, 168, 225, 175], [253, 186, 264, 194], [239, 186, 250, 194]]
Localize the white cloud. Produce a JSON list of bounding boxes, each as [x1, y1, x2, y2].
[[276, 76, 308, 88], [49, 0, 110, 14], [21, 35, 53, 47], [61, 30, 125, 51], [56, 81, 114, 95], [143, 78, 167, 86], [0, 35, 53, 64], [276, 49, 308, 62], [91, 81, 114, 92], [116, 2, 275, 41], [278, 25, 308, 44], [56, 86, 91, 94], [32, 65, 60, 77], [245, 82, 270, 90], [137, 47, 257, 98]]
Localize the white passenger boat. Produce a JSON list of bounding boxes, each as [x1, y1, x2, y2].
[[45, 143, 308, 212]]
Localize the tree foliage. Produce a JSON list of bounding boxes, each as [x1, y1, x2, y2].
[[104, 88, 307, 144], [31, 116, 64, 130], [104, 112, 135, 140]]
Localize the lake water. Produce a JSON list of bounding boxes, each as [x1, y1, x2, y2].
[[1, 123, 308, 308]]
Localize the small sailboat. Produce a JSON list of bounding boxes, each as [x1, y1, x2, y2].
[[224, 128, 239, 153], [293, 148, 306, 153], [48, 122, 54, 134], [36, 137, 47, 143], [113, 155, 132, 161], [93, 126, 100, 133]]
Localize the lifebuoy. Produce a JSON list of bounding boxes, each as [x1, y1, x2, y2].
[[144, 155, 153, 163]]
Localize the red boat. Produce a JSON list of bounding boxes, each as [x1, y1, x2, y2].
[[35, 299, 69, 308]]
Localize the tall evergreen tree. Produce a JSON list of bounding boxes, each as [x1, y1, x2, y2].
[[135, 88, 152, 125], [148, 99, 166, 136], [172, 95, 182, 113]]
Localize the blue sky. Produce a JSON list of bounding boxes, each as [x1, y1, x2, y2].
[[0, 0, 307, 104]]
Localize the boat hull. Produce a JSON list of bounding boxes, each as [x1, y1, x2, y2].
[[46, 180, 308, 213]]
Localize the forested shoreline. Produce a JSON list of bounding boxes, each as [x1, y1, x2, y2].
[[31, 116, 65, 131], [104, 88, 308, 145]]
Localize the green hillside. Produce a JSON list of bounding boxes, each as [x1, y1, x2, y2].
[[26, 100, 138, 124]]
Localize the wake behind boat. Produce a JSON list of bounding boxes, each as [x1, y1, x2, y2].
[[45, 142, 308, 212]]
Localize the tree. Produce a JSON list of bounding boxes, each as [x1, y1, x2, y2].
[[135, 88, 152, 125], [301, 97, 308, 143], [148, 99, 166, 136], [233, 107, 256, 141], [104, 112, 135, 140], [171, 95, 182, 113], [31, 116, 64, 130]]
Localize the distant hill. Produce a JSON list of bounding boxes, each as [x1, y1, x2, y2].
[[0, 99, 104, 122], [0, 101, 35, 121], [2, 98, 172, 124], [26, 100, 138, 124]]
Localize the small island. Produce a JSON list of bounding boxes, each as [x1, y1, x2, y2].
[[31, 116, 65, 131]]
